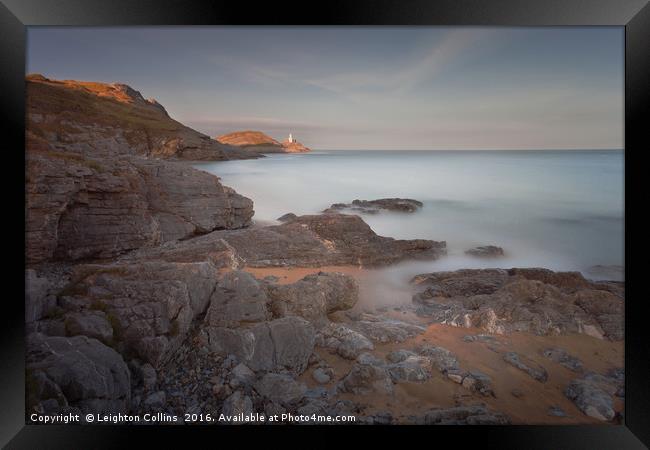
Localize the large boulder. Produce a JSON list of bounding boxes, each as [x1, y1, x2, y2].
[[337, 353, 394, 395], [26, 333, 130, 415], [254, 373, 307, 405], [54, 261, 219, 367], [205, 271, 271, 327], [265, 272, 358, 326], [200, 317, 315, 374]]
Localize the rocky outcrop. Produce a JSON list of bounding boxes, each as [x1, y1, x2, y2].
[[26, 74, 252, 161], [26, 144, 253, 264], [48, 261, 220, 368], [26, 333, 130, 416], [412, 268, 624, 340], [324, 198, 423, 214], [216, 130, 310, 153], [121, 213, 446, 268]]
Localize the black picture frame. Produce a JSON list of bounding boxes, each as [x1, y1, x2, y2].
[[2, 0, 648, 447]]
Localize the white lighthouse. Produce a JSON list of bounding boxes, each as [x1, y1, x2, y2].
[[288, 133, 295, 143]]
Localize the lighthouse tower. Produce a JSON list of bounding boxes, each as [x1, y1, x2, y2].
[[288, 133, 295, 143]]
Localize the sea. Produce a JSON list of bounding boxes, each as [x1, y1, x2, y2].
[[194, 150, 624, 304]]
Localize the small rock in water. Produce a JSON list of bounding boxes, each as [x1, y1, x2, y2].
[[465, 245, 505, 257]]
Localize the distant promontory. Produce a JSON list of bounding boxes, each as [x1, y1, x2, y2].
[[215, 130, 310, 153]]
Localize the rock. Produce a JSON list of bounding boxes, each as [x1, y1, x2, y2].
[[461, 371, 494, 396], [298, 399, 329, 417], [548, 405, 567, 417], [415, 345, 459, 373], [565, 372, 622, 421], [255, 373, 307, 405], [27, 143, 253, 265], [265, 272, 358, 326], [141, 363, 157, 391], [315, 323, 374, 359], [416, 405, 509, 425], [324, 198, 423, 214], [221, 391, 254, 420], [25, 270, 57, 322], [26, 75, 249, 162], [465, 246, 505, 257], [205, 271, 271, 328], [386, 349, 417, 363], [350, 319, 425, 343], [463, 334, 500, 344], [411, 268, 624, 341], [121, 212, 446, 269], [143, 391, 166, 409], [511, 389, 524, 398], [503, 352, 548, 382], [338, 354, 394, 395], [63, 311, 113, 344], [367, 411, 393, 425], [312, 368, 331, 384], [26, 333, 130, 415], [542, 348, 584, 373], [55, 261, 219, 368], [277, 213, 298, 222], [201, 316, 315, 374], [231, 363, 256, 386], [387, 356, 432, 382]]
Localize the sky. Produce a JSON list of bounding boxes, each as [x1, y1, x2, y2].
[[27, 27, 624, 150]]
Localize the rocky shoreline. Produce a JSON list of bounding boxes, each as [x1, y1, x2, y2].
[[25, 76, 624, 425]]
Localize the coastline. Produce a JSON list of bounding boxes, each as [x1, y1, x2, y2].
[[24, 75, 624, 426]]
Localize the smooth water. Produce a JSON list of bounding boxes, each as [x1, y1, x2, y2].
[[194, 150, 624, 286]]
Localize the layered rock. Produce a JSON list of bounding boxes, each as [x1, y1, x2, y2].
[[412, 268, 624, 340], [26, 142, 253, 264], [44, 261, 220, 368], [121, 213, 446, 268]]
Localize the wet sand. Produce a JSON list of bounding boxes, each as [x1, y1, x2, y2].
[[246, 265, 623, 424]]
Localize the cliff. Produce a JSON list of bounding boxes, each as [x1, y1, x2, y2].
[[26, 74, 254, 161], [216, 130, 310, 153], [26, 75, 255, 264]]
